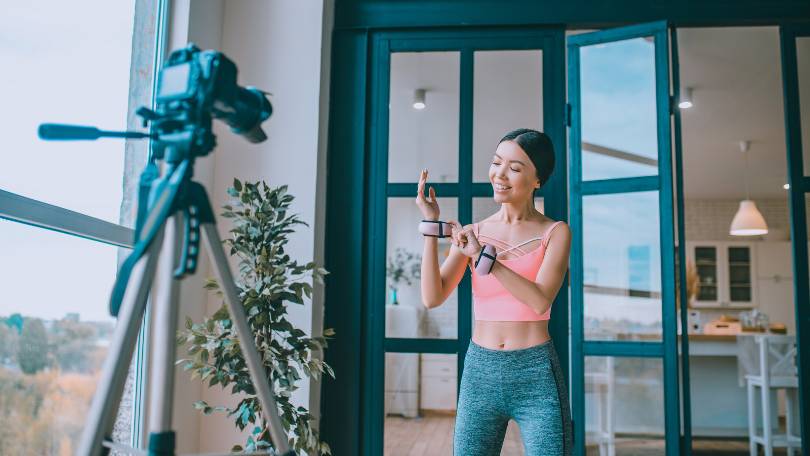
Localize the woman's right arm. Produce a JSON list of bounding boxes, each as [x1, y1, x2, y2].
[[421, 238, 469, 308], [415, 169, 469, 309]]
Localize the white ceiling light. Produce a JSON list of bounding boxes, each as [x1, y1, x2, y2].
[[784, 183, 790, 190], [679, 87, 693, 109], [730, 140, 768, 236], [413, 89, 426, 110]]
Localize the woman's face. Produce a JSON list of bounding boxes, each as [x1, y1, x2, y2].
[[489, 140, 540, 204]]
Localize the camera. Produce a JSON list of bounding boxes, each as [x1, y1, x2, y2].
[[140, 43, 273, 159]]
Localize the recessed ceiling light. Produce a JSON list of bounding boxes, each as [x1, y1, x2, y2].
[[413, 89, 426, 110], [784, 183, 790, 190], [679, 87, 693, 109]]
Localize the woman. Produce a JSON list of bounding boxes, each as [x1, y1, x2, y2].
[[415, 128, 573, 455]]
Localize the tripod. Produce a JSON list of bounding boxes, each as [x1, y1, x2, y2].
[[76, 157, 294, 456]]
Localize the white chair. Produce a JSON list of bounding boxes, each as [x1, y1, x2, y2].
[[585, 355, 615, 456], [744, 334, 801, 456]]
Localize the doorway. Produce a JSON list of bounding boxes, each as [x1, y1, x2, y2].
[[354, 21, 809, 456], [367, 28, 567, 456]]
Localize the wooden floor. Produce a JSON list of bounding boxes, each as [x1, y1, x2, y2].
[[384, 415, 790, 455], [384, 414, 524, 456]]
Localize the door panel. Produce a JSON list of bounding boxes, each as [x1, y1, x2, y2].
[[582, 190, 662, 342], [370, 29, 566, 456], [472, 49, 544, 182], [579, 37, 660, 181], [568, 21, 682, 456]]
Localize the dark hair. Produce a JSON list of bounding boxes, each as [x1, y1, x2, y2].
[[498, 128, 555, 189]]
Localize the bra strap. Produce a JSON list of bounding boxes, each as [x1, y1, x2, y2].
[[541, 221, 565, 247], [498, 236, 543, 255], [476, 223, 530, 255], [478, 234, 528, 254]]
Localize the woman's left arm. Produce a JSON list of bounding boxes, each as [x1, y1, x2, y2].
[[490, 222, 572, 315]]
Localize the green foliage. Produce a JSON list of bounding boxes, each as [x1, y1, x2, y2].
[[17, 319, 48, 375], [49, 317, 98, 373], [5, 313, 24, 333], [179, 179, 334, 455]]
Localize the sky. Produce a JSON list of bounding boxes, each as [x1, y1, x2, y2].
[[0, 1, 136, 322], [577, 38, 664, 328]]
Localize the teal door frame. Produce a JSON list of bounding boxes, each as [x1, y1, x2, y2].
[[671, 25, 694, 455], [366, 27, 567, 456], [567, 21, 683, 456], [780, 24, 810, 456]]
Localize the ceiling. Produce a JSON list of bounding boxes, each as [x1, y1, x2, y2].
[[678, 26, 789, 200]]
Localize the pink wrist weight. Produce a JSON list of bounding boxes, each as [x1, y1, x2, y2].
[[475, 244, 497, 275], [419, 220, 453, 238]]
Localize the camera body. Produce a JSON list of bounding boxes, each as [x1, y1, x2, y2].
[[146, 43, 273, 161]]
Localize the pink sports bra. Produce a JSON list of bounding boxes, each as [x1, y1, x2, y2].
[[469, 220, 565, 321]]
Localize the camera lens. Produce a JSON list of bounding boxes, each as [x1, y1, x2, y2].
[[223, 86, 273, 143]]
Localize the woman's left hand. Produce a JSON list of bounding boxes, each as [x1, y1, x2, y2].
[[449, 223, 483, 258]]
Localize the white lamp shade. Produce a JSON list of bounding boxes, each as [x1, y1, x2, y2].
[[729, 200, 768, 236]]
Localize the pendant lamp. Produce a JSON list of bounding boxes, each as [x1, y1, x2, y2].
[[730, 140, 768, 236]]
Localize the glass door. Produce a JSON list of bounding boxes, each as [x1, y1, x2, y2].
[[367, 29, 566, 455], [779, 24, 810, 455], [567, 21, 683, 455]]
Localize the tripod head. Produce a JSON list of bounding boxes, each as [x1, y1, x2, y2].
[[39, 43, 273, 166]]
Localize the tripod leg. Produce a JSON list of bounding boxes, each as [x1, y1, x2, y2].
[[201, 223, 294, 456], [146, 213, 185, 454], [78, 223, 167, 456]]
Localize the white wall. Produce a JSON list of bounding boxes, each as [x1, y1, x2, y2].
[[200, 0, 333, 452], [684, 198, 796, 242], [146, 0, 333, 453]]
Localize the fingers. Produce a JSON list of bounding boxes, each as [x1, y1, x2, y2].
[[428, 186, 436, 203], [446, 220, 462, 246], [456, 228, 468, 247], [460, 226, 475, 245], [417, 169, 429, 200]]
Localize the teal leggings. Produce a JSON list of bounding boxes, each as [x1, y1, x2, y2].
[[453, 338, 572, 455]]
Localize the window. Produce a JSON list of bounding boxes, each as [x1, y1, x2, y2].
[[0, 1, 165, 453]]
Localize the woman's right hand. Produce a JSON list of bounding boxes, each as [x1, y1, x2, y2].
[[415, 168, 440, 220]]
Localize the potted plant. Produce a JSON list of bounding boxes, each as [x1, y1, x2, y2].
[[386, 247, 421, 305], [178, 179, 334, 455]]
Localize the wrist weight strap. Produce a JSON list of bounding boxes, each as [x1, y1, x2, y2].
[[419, 220, 453, 238], [475, 244, 497, 275]]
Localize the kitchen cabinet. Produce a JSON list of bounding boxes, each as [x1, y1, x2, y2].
[[419, 354, 457, 412], [755, 242, 796, 335], [384, 305, 419, 417], [686, 241, 757, 308]]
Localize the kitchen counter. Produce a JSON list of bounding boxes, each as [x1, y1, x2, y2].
[[685, 334, 750, 436], [599, 332, 771, 437]]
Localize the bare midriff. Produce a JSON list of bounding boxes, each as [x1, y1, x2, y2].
[[472, 320, 551, 350]]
